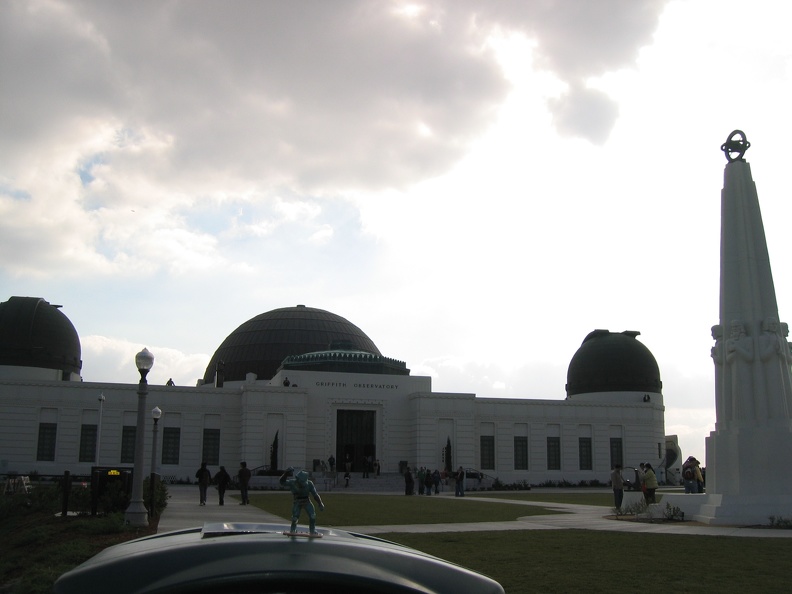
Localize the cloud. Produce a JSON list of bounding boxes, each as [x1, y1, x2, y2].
[[0, 0, 670, 280], [549, 84, 620, 145], [81, 334, 210, 386]]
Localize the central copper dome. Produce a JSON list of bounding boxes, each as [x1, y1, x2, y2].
[[203, 305, 381, 384]]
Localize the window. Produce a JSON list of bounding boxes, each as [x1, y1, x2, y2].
[[202, 428, 220, 466], [610, 438, 623, 468], [79, 424, 98, 463], [480, 436, 495, 470], [578, 437, 592, 470], [162, 427, 181, 465], [36, 423, 57, 461], [547, 437, 560, 470], [514, 436, 528, 470], [121, 426, 136, 464]]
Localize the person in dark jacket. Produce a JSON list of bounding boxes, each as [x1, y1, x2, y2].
[[404, 467, 414, 495], [195, 462, 212, 506], [238, 461, 251, 505], [215, 465, 231, 505]]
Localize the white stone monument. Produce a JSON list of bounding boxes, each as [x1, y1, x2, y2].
[[666, 131, 792, 524]]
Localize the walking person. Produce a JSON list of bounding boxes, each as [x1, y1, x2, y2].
[[215, 465, 231, 505], [238, 461, 251, 505], [195, 462, 212, 506]]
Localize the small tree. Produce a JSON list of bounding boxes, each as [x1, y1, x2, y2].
[[270, 430, 279, 472], [444, 437, 453, 473]]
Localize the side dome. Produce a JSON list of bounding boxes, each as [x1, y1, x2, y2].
[[565, 330, 661, 396], [0, 296, 82, 378], [203, 305, 382, 384]]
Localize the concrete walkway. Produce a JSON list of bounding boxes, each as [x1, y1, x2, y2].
[[156, 485, 792, 538]]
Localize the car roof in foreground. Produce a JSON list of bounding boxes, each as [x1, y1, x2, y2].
[[54, 522, 504, 594]]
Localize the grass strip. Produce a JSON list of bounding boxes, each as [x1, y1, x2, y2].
[[248, 493, 566, 525]]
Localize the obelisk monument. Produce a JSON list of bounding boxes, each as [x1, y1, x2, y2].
[[678, 131, 792, 524]]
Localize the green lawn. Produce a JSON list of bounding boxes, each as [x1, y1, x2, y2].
[[248, 492, 566, 525], [379, 530, 792, 593], [6, 490, 792, 594]]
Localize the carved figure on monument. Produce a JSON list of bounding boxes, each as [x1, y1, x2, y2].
[[725, 320, 754, 422], [781, 323, 792, 415], [711, 324, 725, 424], [759, 317, 792, 419]]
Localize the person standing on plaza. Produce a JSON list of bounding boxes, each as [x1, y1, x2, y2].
[[454, 466, 465, 497], [682, 456, 698, 493], [195, 462, 212, 506], [404, 466, 414, 495], [694, 458, 705, 493], [215, 465, 231, 505], [424, 469, 433, 496], [238, 461, 252, 505], [643, 463, 658, 504], [610, 464, 624, 509]]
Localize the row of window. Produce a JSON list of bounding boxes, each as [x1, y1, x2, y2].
[[36, 423, 221, 466], [480, 436, 624, 471], [37, 422, 625, 471]]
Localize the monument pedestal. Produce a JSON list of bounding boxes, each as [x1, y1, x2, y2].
[[665, 424, 792, 525], [663, 492, 792, 526]]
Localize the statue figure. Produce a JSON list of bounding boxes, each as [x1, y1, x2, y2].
[[279, 467, 325, 535], [711, 324, 725, 424], [725, 320, 754, 421], [759, 317, 792, 419], [781, 323, 792, 416]]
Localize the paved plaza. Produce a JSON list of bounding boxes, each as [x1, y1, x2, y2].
[[156, 484, 792, 538]]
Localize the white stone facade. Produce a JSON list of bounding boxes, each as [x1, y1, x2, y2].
[[0, 364, 667, 486]]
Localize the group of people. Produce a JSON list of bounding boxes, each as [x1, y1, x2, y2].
[[326, 454, 381, 478], [403, 466, 465, 496], [682, 456, 705, 494], [610, 462, 660, 509], [194, 460, 252, 506]]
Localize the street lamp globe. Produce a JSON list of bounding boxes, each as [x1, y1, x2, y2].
[[135, 348, 155, 379], [151, 406, 162, 421]]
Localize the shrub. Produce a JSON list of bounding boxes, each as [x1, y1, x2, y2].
[[615, 499, 647, 517], [664, 502, 685, 521]]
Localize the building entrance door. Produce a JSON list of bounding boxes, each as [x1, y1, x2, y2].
[[336, 410, 375, 473]]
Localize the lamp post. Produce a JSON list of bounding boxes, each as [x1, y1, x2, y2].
[[95, 393, 105, 465], [149, 406, 162, 518], [124, 348, 154, 526]]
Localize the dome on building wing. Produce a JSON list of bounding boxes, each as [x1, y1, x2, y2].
[[0, 296, 82, 378], [565, 329, 661, 396], [203, 305, 383, 384]]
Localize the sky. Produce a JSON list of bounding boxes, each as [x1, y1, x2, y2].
[[2, 0, 792, 464]]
